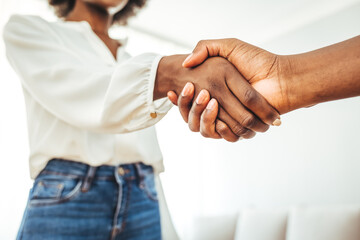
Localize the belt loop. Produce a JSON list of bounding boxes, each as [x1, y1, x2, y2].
[[134, 163, 144, 187], [81, 166, 97, 193]]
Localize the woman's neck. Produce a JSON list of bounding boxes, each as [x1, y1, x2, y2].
[[65, 1, 112, 36]]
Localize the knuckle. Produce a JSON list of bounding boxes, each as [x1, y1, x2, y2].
[[181, 97, 192, 106], [193, 104, 203, 115], [216, 123, 229, 135], [200, 127, 210, 138], [190, 108, 202, 121], [227, 136, 240, 143], [189, 106, 196, 116], [190, 126, 199, 133], [243, 131, 256, 139], [179, 106, 187, 116], [265, 111, 278, 122], [231, 123, 248, 136], [215, 121, 229, 135], [178, 98, 187, 109], [197, 40, 207, 48], [243, 89, 259, 107], [261, 124, 270, 133], [189, 125, 199, 132], [242, 114, 257, 129], [188, 121, 199, 132], [201, 115, 213, 126]]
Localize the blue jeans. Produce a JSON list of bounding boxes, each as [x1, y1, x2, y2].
[[17, 159, 161, 240]]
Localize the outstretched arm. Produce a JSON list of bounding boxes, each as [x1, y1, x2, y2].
[[170, 36, 360, 140], [182, 36, 360, 114]]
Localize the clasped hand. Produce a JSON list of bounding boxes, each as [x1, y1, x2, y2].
[[166, 39, 288, 142]]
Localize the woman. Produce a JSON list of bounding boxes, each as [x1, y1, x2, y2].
[[3, 0, 279, 239]]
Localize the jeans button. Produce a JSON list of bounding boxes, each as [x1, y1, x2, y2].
[[118, 167, 125, 176]]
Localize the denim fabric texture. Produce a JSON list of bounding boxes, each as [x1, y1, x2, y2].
[[17, 159, 161, 240]]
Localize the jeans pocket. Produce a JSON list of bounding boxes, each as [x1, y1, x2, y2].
[[139, 168, 158, 202], [29, 175, 83, 207]]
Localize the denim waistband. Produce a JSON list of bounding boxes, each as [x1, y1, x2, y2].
[[39, 158, 153, 181]]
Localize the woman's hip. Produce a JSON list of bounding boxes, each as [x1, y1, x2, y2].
[[17, 158, 161, 240]]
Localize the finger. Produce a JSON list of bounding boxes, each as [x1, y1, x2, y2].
[[178, 82, 195, 123], [197, 98, 221, 139], [182, 39, 240, 68], [218, 107, 256, 139], [217, 92, 270, 133], [226, 73, 281, 126], [167, 91, 178, 106], [182, 50, 209, 68], [188, 89, 211, 132], [199, 98, 239, 142], [215, 119, 240, 142]]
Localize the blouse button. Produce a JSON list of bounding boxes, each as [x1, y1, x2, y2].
[[150, 112, 157, 118]]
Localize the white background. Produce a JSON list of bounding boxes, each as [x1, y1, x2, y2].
[[1, 0, 360, 239]]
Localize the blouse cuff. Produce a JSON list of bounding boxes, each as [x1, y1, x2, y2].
[[146, 55, 173, 120]]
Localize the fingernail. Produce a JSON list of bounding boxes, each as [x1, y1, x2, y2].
[[272, 118, 282, 126], [206, 98, 216, 110], [196, 90, 208, 105], [182, 53, 193, 66], [181, 83, 192, 97]]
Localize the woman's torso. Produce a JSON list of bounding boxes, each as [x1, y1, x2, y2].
[[7, 15, 166, 178]]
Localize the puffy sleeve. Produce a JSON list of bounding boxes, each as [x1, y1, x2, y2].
[[3, 15, 173, 133]]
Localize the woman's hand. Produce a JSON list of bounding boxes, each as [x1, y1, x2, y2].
[[168, 84, 240, 142]]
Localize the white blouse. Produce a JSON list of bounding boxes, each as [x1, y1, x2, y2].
[[3, 14, 173, 179], [3, 14, 179, 239]]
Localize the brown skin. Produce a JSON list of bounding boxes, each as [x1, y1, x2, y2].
[[156, 55, 282, 140], [168, 37, 360, 140], [65, 0, 125, 59], [64, 1, 281, 140]]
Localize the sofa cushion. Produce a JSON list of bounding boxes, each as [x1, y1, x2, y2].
[[190, 214, 238, 240], [234, 208, 288, 240], [286, 206, 360, 240]]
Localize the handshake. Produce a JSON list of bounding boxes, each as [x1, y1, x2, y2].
[[154, 37, 360, 142]]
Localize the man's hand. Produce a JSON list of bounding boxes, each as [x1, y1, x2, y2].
[[181, 38, 291, 115], [166, 40, 285, 141], [171, 36, 360, 141], [155, 55, 280, 140]]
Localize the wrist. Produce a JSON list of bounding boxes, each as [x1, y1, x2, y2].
[[279, 54, 321, 113], [276, 55, 313, 114], [281, 37, 360, 111], [154, 54, 188, 100]]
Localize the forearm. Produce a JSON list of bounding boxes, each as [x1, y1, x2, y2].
[[153, 54, 188, 100], [284, 36, 360, 112]]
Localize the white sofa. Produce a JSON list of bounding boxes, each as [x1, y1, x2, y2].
[[189, 206, 360, 240]]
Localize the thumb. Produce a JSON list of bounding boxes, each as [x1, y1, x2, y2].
[[182, 45, 209, 68], [182, 39, 239, 68]]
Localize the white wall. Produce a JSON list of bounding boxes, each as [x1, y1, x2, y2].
[[131, 0, 360, 238], [1, 0, 359, 239]]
